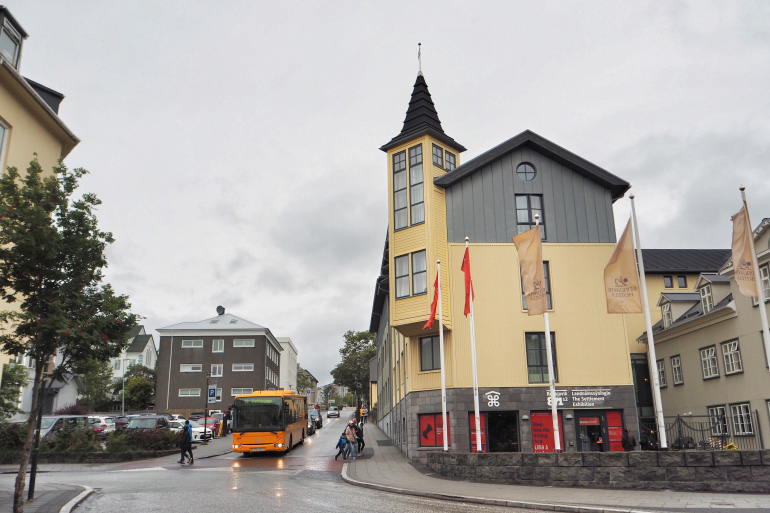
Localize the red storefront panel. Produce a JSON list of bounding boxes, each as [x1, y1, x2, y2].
[[531, 411, 565, 452], [468, 412, 487, 453]]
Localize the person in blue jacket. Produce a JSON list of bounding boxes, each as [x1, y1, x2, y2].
[[179, 420, 194, 464]]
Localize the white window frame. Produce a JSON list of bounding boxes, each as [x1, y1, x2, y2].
[[181, 339, 203, 348], [179, 388, 201, 397], [656, 359, 667, 387], [233, 339, 255, 348], [0, 20, 22, 68], [137, 354, 143, 365], [180, 364, 202, 373], [721, 340, 743, 375], [671, 355, 683, 385], [215, 387, 222, 402], [708, 405, 728, 436], [232, 363, 254, 372], [662, 302, 673, 328], [700, 346, 719, 379], [212, 339, 224, 353], [0, 118, 9, 171], [231, 388, 253, 396], [211, 364, 223, 377], [730, 403, 754, 435], [752, 263, 770, 306], [113, 360, 120, 370], [700, 284, 714, 313]]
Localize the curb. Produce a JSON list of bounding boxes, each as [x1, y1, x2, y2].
[[340, 462, 657, 513], [59, 486, 93, 513]]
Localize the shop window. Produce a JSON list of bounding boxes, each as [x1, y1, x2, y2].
[[419, 413, 450, 447], [521, 261, 552, 310], [525, 332, 557, 384], [531, 411, 562, 452]]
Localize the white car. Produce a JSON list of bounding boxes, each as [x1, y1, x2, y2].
[[169, 414, 186, 421], [88, 416, 116, 433], [169, 420, 211, 442]]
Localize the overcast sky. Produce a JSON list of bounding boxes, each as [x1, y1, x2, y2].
[[6, 1, 770, 385]]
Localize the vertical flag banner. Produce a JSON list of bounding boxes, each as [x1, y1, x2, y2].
[[604, 218, 643, 313], [731, 204, 758, 298], [461, 247, 475, 316], [513, 226, 547, 316], [423, 272, 440, 330]]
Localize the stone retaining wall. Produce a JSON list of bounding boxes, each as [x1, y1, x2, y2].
[[427, 450, 770, 492]]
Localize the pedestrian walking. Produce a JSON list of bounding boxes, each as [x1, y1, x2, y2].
[[334, 432, 348, 460], [621, 428, 636, 451], [355, 421, 365, 453], [179, 420, 193, 464], [362, 406, 369, 424], [345, 420, 358, 460]]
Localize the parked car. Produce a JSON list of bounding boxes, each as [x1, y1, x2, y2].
[[113, 416, 129, 431], [169, 414, 186, 421], [189, 412, 205, 421], [126, 416, 170, 430], [307, 418, 316, 436], [327, 406, 340, 418], [88, 416, 116, 434], [308, 409, 322, 429], [168, 420, 211, 442], [196, 416, 220, 435], [35, 416, 90, 439]]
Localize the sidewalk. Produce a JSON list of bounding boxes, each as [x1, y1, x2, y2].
[[342, 423, 770, 513], [0, 485, 90, 513]]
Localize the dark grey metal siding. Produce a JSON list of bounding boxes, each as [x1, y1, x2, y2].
[[445, 147, 617, 243]]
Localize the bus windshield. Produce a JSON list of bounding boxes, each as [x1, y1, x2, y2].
[[233, 397, 283, 432]]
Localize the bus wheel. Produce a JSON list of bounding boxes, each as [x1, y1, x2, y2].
[[288, 435, 292, 452], [300, 430, 305, 444]]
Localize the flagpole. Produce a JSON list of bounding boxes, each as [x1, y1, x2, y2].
[[740, 187, 770, 370], [436, 260, 449, 451], [630, 194, 668, 449], [534, 215, 561, 451], [466, 237, 482, 452]]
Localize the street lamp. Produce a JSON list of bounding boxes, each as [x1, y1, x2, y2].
[[203, 372, 210, 442]]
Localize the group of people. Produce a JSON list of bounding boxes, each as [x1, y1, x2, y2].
[[335, 418, 365, 460], [178, 420, 194, 464]]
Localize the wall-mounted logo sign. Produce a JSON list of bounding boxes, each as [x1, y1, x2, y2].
[[485, 391, 500, 407]]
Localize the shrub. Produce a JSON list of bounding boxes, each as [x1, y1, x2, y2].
[[54, 404, 89, 415], [40, 427, 99, 454], [105, 432, 131, 453], [0, 422, 26, 452]]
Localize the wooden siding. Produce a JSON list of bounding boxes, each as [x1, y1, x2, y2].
[[404, 243, 634, 394], [445, 147, 616, 244]]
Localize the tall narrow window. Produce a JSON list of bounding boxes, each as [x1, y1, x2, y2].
[[432, 144, 443, 168], [708, 406, 728, 436], [393, 151, 407, 230], [656, 360, 667, 387], [662, 302, 673, 327], [0, 121, 8, 171], [212, 339, 224, 353], [409, 145, 424, 225], [700, 284, 714, 313], [211, 364, 223, 377], [515, 194, 545, 240], [730, 403, 753, 435], [525, 332, 557, 384], [754, 263, 770, 305], [420, 336, 440, 371], [522, 261, 552, 310], [412, 250, 427, 295], [395, 255, 409, 299], [671, 356, 683, 385], [0, 20, 22, 69], [721, 340, 743, 374], [445, 151, 456, 171], [700, 346, 719, 379]]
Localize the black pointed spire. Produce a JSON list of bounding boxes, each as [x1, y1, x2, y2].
[[381, 74, 466, 153]]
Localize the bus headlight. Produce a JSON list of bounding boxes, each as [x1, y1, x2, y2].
[[274, 443, 284, 448], [233, 444, 241, 449]]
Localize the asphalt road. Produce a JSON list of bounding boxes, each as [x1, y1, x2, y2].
[[0, 415, 532, 513]]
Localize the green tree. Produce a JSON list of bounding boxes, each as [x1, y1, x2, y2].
[[321, 383, 335, 405], [75, 359, 114, 412], [0, 159, 138, 513], [0, 363, 27, 419], [113, 364, 156, 396], [296, 364, 311, 393], [330, 330, 375, 407], [124, 376, 154, 410]]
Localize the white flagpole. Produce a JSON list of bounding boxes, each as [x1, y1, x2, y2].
[[437, 260, 449, 451], [466, 237, 482, 452], [630, 194, 668, 449], [535, 215, 561, 451], [740, 187, 770, 370]]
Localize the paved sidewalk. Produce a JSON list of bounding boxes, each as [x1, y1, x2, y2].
[[0, 484, 90, 513], [342, 423, 770, 513]]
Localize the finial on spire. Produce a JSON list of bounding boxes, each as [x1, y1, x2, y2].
[[418, 42, 422, 76]]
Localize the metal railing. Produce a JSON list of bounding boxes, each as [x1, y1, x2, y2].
[[639, 411, 764, 451]]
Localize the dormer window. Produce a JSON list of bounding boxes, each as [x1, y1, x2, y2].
[[662, 302, 673, 328], [0, 19, 22, 69], [700, 284, 714, 313]]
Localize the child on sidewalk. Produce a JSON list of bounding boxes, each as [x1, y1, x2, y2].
[[334, 432, 348, 460]]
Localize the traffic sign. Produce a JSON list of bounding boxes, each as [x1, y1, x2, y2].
[[208, 384, 217, 404]]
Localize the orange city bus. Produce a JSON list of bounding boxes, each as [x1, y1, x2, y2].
[[231, 390, 307, 453]]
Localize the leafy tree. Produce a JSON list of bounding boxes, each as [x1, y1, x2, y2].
[[0, 363, 27, 419], [296, 364, 312, 393], [112, 364, 155, 395], [321, 383, 335, 405], [0, 159, 138, 512], [330, 330, 375, 407], [75, 358, 114, 412], [124, 376, 154, 410]]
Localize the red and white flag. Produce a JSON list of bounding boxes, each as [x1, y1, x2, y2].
[[423, 272, 440, 330], [461, 247, 475, 317]]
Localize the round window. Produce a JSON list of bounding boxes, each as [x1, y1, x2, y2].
[[516, 163, 536, 181]]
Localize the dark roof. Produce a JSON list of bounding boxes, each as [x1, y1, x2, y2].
[[642, 249, 731, 274], [126, 334, 152, 353], [640, 293, 733, 342], [380, 74, 466, 153], [434, 130, 630, 201], [127, 325, 143, 338], [0, 6, 29, 39], [659, 292, 700, 303], [369, 232, 389, 333], [23, 78, 64, 114]]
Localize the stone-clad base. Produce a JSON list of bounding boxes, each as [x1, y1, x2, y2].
[[427, 450, 770, 492]]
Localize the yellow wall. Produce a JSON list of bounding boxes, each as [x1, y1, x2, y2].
[[625, 273, 702, 353], [403, 243, 635, 393]]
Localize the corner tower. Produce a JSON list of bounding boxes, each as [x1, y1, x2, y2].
[[381, 74, 465, 337]]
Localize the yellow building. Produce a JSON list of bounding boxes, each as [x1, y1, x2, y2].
[[0, 6, 80, 386], [371, 72, 643, 459]]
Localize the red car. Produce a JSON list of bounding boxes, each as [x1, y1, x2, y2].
[[197, 417, 220, 436]]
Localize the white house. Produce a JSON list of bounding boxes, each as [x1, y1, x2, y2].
[[110, 325, 157, 381], [276, 337, 298, 392]]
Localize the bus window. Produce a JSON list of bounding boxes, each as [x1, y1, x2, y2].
[[234, 397, 283, 431]]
